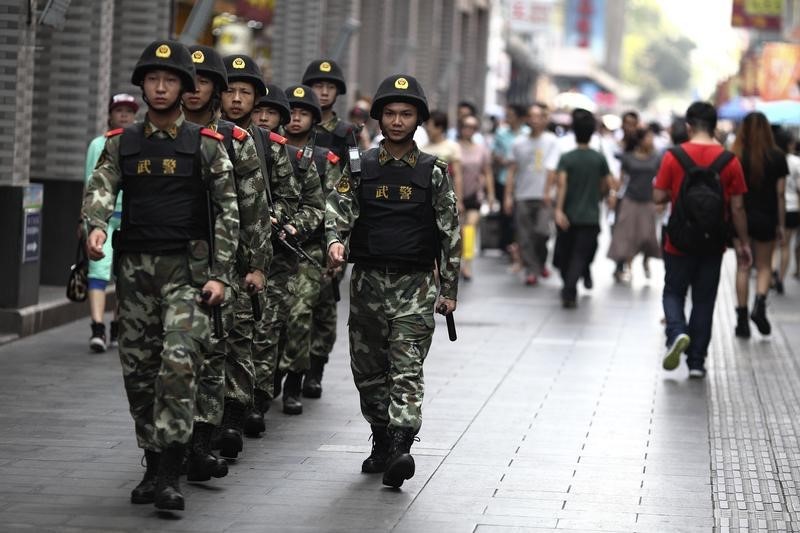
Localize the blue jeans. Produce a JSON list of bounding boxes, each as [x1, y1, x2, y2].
[[662, 252, 723, 369]]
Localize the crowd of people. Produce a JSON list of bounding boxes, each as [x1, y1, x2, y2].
[[80, 38, 800, 515]]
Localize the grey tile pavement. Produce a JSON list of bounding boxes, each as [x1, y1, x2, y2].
[[0, 241, 798, 532]]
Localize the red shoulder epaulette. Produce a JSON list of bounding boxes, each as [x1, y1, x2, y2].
[[269, 131, 287, 145], [105, 128, 124, 138], [232, 126, 249, 142], [326, 151, 340, 165], [200, 127, 224, 142], [296, 149, 303, 160]]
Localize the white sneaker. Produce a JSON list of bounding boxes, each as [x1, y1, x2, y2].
[[662, 333, 690, 370], [688, 368, 707, 379]]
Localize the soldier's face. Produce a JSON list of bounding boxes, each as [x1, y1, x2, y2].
[[311, 81, 338, 109], [183, 74, 214, 111], [221, 81, 256, 121], [252, 106, 282, 131], [109, 106, 136, 129], [380, 102, 418, 143], [143, 70, 182, 110], [286, 107, 314, 136]]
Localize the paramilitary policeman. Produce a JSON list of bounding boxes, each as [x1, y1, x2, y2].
[[82, 40, 239, 510], [218, 57, 300, 455], [326, 75, 461, 488], [302, 59, 357, 165], [182, 44, 270, 480], [277, 84, 340, 414]]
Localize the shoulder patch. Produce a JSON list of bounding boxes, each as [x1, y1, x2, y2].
[[269, 131, 287, 145], [200, 127, 224, 142], [232, 126, 249, 142], [434, 158, 448, 170], [326, 151, 340, 165], [105, 128, 124, 138]]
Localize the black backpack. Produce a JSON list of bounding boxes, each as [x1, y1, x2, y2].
[[666, 146, 734, 255]]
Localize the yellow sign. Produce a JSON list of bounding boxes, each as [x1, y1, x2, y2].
[[745, 0, 782, 16], [375, 185, 389, 199], [319, 61, 332, 72], [155, 45, 171, 58], [191, 50, 205, 63], [232, 57, 246, 69], [394, 77, 409, 90], [336, 176, 350, 194], [162, 159, 177, 175], [293, 87, 305, 98], [137, 160, 152, 174]]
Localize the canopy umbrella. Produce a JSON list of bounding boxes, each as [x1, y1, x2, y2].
[[718, 96, 757, 121], [756, 100, 800, 125], [553, 91, 597, 113]]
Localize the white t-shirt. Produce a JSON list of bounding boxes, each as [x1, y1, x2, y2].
[[510, 131, 560, 200], [786, 153, 800, 213]]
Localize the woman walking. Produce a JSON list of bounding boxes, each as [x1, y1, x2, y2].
[[772, 129, 800, 293], [732, 112, 787, 337]]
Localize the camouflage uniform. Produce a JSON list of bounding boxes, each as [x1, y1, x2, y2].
[[325, 142, 461, 432], [280, 157, 340, 374], [82, 114, 238, 450], [194, 116, 270, 427]]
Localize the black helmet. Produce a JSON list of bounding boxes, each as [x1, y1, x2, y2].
[[223, 54, 266, 97], [370, 74, 429, 122], [131, 40, 196, 92], [302, 59, 347, 95], [188, 45, 228, 92], [254, 83, 291, 125], [285, 84, 322, 124]]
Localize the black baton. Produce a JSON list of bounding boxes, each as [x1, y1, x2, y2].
[[202, 291, 223, 339], [330, 272, 341, 302], [250, 292, 262, 323], [437, 304, 457, 342]]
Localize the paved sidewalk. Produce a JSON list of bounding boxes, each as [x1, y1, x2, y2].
[[0, 246, 798, 532]]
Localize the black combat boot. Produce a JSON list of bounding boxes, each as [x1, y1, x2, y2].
[[734, 306, 751, 338], [243, 389, 269, 438], [273, 369, 284, 398], [382, 427, 417, 488], [282, 372, 303, 415], [750, 294, 771, 335], [154, 444, 185, 511], [218, 400, 245, 459], [302, 358, 324, 398], [187, 422, 228, 482], [361, 425, 391, 473], [130, 449, 160, 504]]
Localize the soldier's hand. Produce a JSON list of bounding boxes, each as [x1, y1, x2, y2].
[[199, 280, 225, 306], [87, 229, 107, 261], [436, 297, 456, 315], [244, 270, 265, 292], [328, 242, 346, 268], [283, 224, 297, 236]]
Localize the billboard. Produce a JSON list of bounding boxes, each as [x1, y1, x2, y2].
[[731, 0, 783, 31], [758, 42, 800, 101]]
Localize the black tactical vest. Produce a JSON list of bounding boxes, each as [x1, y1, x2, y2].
[[349, 148, 437, 268], [286, 143, 330, 242], [215, 119, 238, 169], [116, 122, 208, 253], [314, 119, 354, 166]]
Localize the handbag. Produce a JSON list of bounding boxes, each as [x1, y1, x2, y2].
[[66, 239, 89, 302]]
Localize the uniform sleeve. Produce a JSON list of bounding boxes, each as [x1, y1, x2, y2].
[[288, 162, 325, 240], [84, 136, 104, 184], [432, 165, 462, 300], [323, 159, 342, 196], [81, 135, 122, 235], [201, 137, 239, 284], [325, 165, 360, 249], [269, 143, 302, 223], [233, 136, 271, 273]]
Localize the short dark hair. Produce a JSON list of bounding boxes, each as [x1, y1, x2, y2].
[[506, 104, 527, 119], [428, 110, 448, 131], [685, 101, 717, 134], [458, 101, 478, 116], [572, 108, 596, 144], [622, 110, 639, 123], [670, 116, 688, 145]]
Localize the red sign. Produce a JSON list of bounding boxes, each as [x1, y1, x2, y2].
[[731, 0, 782, 31]]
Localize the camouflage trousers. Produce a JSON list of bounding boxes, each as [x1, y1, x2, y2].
[[116, 252, 209, 451], [279, 257, 322, 374], [194, 281, 256, 425], [252, 254, 296, 399], [348, 265, 436, 432], [309, 266, 340, 365]]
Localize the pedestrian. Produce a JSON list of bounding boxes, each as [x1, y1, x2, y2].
[[654, 101, 750, 378], [606, 127, 663, 279], [82, 40, 239, 510], [182, 44, 270, 480], [423, 110, 464, 213], [326, 74, 460, 488], [504, 103, 560, 286], [457, 114, 494, 280], [302, 59, 357, 165], [83, 93, 137, 352], [219, 56, 300, 452], [553, 109, 614, 308], [731, 112, 787, 337], [279, 84, 340, 410], [773, 129, 800, 290]]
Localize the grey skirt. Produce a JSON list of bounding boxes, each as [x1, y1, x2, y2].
[[607, 198, 662, 261]]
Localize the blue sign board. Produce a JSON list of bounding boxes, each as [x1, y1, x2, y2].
[[22, 209, 41, 263]]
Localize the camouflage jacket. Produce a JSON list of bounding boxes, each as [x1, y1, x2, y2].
[[207, 115, 271, 274], [247, 124, 300, 226], [81, 112, 239, 285], [288, 159, 325, 241], [325, 141, 461, 300]]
